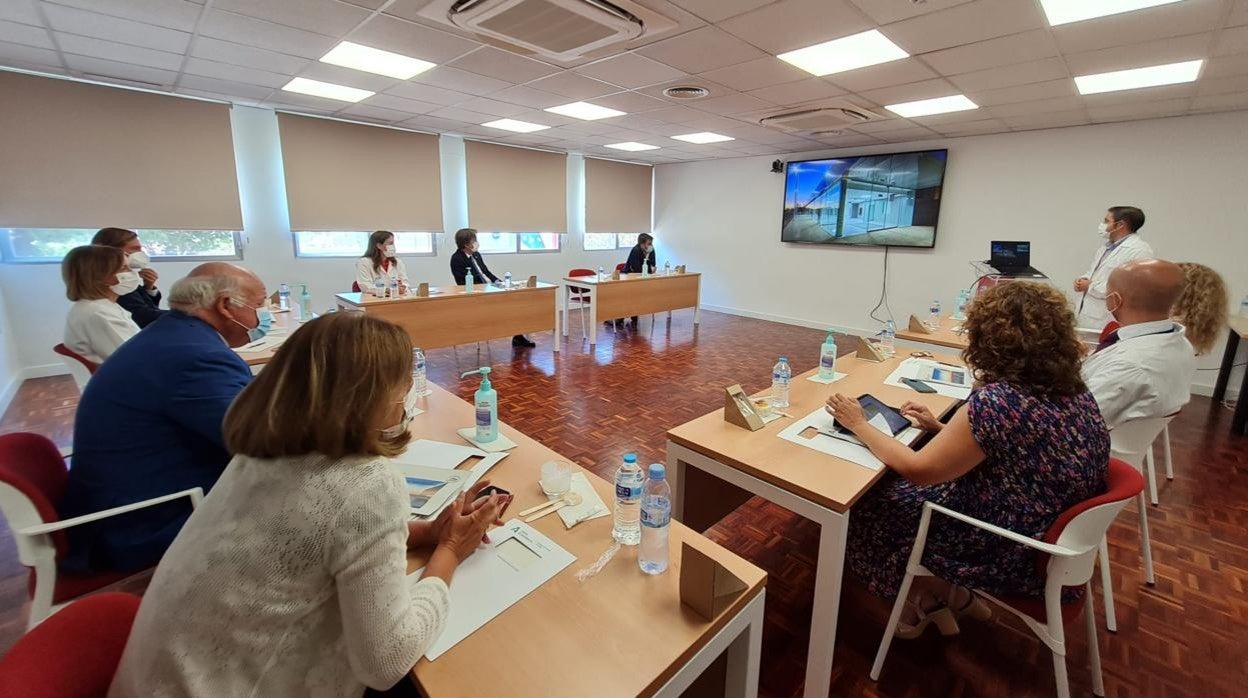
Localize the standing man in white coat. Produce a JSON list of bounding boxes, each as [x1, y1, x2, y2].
[[1074, 206, 1154, 329]]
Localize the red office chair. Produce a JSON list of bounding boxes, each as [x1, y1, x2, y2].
[[52, 344, 97, 393], [0, 432, 203, 629], [352, 281, 361, 293], [567, 268, 596, 340], [0, 592, 141, 697], [872, 459, 1144, 698], [614, 263, 626, 273]]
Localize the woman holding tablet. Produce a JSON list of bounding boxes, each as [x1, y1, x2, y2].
[[825, 282, 1108, 639], [356, 230, 410, 297]]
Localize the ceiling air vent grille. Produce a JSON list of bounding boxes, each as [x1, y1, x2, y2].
[[449, 0, 644, 61], [759, 107, 879, 133], [662, 86, 709, 100]]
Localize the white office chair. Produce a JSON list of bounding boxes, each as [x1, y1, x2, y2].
[[871, 459, 1143, 698]]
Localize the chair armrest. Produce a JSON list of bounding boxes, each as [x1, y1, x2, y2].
[[17, 487, 205, 537], [924, 502, 1076, 557]]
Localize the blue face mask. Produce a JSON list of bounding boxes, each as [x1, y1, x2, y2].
[[231, 300, 272, 342]]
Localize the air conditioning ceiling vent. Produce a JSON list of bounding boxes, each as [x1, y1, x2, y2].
[[759, 107, 879, 134], [447, 0, 649, 61]]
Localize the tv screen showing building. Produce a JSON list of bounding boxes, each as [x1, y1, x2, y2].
[[781, 149, 948, 248]]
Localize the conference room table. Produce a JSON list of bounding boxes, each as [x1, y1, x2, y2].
[[665, 350, 962, 698], [336, 282, 561, 352], [894, 315, 968, 352], [405, 382, 767, 697], [1212, 315, 1248, 435], [233, 308, 296, 368], [561, 272, 701, 346]]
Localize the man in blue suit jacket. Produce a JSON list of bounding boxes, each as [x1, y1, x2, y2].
[[61, 262, 268, 572]]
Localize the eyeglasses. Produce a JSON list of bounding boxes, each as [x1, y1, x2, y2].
[[910, 351, 935, 359]]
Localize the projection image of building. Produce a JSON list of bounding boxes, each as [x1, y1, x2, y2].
[[781, 151, 947, 247]]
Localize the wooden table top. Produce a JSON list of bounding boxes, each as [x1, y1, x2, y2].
[[1229, 315, 1248, 340], [337, 282, 558, 308], [406, 383, 766, 698], [232, 309, 296, 367], [666, 352, 963, 514], [562, 271, 700, 285], [894, 315, 969, 351]]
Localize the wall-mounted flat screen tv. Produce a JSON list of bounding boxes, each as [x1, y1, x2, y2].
[[781, 149, 947, 248]]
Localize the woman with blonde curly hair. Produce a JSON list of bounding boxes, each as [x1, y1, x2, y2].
[[826, 282, 1109, 639], [1172, 262, 1228, 356]]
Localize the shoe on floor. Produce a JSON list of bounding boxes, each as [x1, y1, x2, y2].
[[512, 335, 536, 348]]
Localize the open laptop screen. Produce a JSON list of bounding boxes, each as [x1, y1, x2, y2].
[[990, 241, 1030, 268]]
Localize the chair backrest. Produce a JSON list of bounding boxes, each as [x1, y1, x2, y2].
[[615, 263, 626, 273], [568, 268, 594, 278], [352, 280, 361, 293], [0, 592, 141, 697], [52, 344, 96, 391], [1042, 458, 1144, 587], [1098, 320, 1121, 344], [567, 268, 594, 296], [1109, 415, 1173, 470], [0, 433, 71, 559]]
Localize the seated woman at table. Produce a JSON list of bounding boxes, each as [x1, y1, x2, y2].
[[62, 244, 141, 365], [356, 230, 410, 297], [449, 227, 535, 348], [110, 312, 508, 696], [825, 282, 1109, 639], [1172, 261, 1228, 356]]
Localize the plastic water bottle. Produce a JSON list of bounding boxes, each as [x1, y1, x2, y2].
[[597, 265, 604, 281], [373, 277, 386, 298], [639, 463, 671, 575], [664, 261, 671, 276], [882, 320, 896, 356], [412, 347, 426, 395], [388, 276, 398, 298], [612, 453, 644, 545], [928, 298, 941, 328], [819, 330, 838, 380], [954, 289, 970, 320], [771, 357, 791, 409], [278, 282, 290, 311], [504, 271, 512, 289]]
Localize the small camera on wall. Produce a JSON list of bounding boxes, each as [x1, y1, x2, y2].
[[771, 159, 784, 173]]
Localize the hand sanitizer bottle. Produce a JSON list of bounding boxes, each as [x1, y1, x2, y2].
[[819, 330, 838, 380], [460, 367, 497, 443]]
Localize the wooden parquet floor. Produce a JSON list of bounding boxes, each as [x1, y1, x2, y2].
[[1, 309, 1245, 697]]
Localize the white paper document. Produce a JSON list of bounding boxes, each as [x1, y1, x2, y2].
[[777, 407, 922, 471], [885, 358, 973, 400], [548, 473, 609, 529], [393, 439, 491, 471], [415, 519, 575, 660], [234, 334, 287, 354], [806, 371, 848, 385]]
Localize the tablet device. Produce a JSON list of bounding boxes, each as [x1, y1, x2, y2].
[[834, 394, 910, 437]]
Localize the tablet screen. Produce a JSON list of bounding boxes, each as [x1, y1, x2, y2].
[[836, 395, 910, 436]]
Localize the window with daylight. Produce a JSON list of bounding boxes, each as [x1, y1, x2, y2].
[[583, 233, 635, 251], [477, 233, 561, 254], [0, 228, 241, 263], [294, 231, 436, 258]]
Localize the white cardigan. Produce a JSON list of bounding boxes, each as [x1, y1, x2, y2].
[[63, 298, 139, 364], [109, 453, 449, 698], [355, 257, 410, 295]]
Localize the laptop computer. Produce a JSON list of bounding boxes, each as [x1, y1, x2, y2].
[[987, 241, 1043, 277]]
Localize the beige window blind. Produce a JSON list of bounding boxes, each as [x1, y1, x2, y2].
[[465, 140, 566, 233], [585, 157, 652, 234], [277, 113, 443, 232], [0, 70, 243, 230]]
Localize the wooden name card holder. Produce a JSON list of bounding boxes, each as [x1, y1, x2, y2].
[[680, 543, 748, 622], [416, 282, 430, 297], [611, 268, 621, 281], [857, 337, 890, 363], [908, 314, 933, 334], [724, 384, 766, 431], [527, 275, 538, 288], [676, 265, 687, 274]]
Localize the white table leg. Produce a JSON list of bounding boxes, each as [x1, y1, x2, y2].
[[553, 292, 561, 353], [694, 276, 702, 325], [724, 589, 765, 698], [589, 286, 598, 346], [561, 283, 570, 337], [667, 449, 685, 522], [805, 511, 849, 698]]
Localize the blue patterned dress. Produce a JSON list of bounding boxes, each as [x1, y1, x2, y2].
[[847, 381, 1109, 600]]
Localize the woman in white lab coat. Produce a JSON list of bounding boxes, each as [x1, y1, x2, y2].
[[61, 244, 142, 365], [355, 230, 410, 297]]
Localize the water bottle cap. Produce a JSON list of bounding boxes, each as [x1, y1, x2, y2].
[[623, 453, 637, 463], [779, 357, 788, 362], [648, 463, 665, 480]]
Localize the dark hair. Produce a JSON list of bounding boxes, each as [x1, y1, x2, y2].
[[363, 230, 394, 273], [961, 282, 1087, 397], [638, 233, 653, 245], [92, 227, 138, 248], [62, 245, 125, 301], [1108, 206, 1145, 233], [455, 228, 478, 251]]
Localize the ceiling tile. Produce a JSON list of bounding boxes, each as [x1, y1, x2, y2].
[[42, 3, 190, 53], [1190, 91, 1248, 111], [1089, 98, 1190, 123], [1197, 73, 1248, 95], [688, 91, 772, 115], [948, 56, 1069, 93], [1231, 0, 1248, 25], [408, 66, 509, 95], [730, 142, 785, 155], [527, 71, 617, 100], [929, 118, 1010, 136], [213, 0, 369, 37], [1216, 24, 1248, 55], [178, 87, 262, 105], [347, 15, 480, 64], [0, 0, 41, 25], [261, 92, 343, 113], [920, 29, 1058, 76], [592, 90, 671, 113], [191, 36, 309, 75], [341, 0, 388, 8], [873, 126, 941, 142], [384, 80, 473, 106], [183, 57, 292, 88], [199, 9, 338, 59], [0, 19, 54, 49], [1203, 53, 1248, 78], [849, 118, 915, 133], [298, 61, 400, 92], [882, 0, 1045, 55], [176, 73, 275, 100], [45, 0, 202, 32], [986, 95, 1085, 118], [397, 114, 470, 132], [338, 103, 415, 123], [489, 84, 566, 108], [0, 43, 62, 71], [641, 105, 710, 123], [857, 78, 961, 107], [718, 0, 872, 54], [362, 92, 441, 114], [1063, 33, 1211, 75], [1051, 0, 1225, 55], [847, 0, 974, 24], [427, 105, 499, 124], [668, 0, 776, 23], [747, 78, 846, 106], [56, 33, 184, 71], [1004, 109, 1090, 130], [823, 58, 937, 93], [805, 133, 884, 148], [454, 96, 529, 117], [969, 78, 1076, 106], [62, 54, 177, 87], [572, 52, 687, 89], [448, 46, 559, 83], [699, 57, 809, 93], [636, 26, 766, 74]]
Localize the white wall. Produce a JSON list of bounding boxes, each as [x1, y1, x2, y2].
[[0, 288, 24, 414], [0, 106, 631, 383], [654, 111, 1248, 396]]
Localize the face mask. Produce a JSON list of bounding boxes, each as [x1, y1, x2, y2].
[[380, 383, 421, 439], [1097, 222, 1110, 240], [126, 250, 150, 270], [110, 270, 141, 296], [1106, 292, 1123, 320], [384, 244, 396, 258], [230, 300, 273, 342]]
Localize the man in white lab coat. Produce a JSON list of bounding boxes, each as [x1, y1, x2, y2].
[[1074, 206, 1155, 330], [1081, 259, 1194, 428]]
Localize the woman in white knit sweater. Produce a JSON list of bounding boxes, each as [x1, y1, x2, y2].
[[110, 312, 507, 697]]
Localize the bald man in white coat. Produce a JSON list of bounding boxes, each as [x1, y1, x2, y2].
[[1074, 206, 1154, 330]]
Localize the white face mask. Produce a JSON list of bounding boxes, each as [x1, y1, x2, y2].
[[110, 270, 141, 296], [126, 250, 150, 270], [384, 244, 397, 258], [380, 383, 421, 439], [1097, 222, 1110, 240]]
